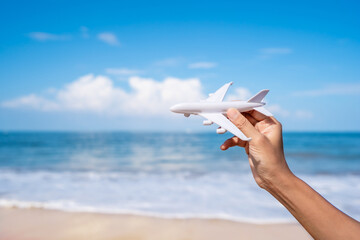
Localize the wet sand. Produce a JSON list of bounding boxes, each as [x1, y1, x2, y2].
[[0, 207, 312, 240]]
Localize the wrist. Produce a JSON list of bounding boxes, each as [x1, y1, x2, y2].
[[262, 168, 297, 194]]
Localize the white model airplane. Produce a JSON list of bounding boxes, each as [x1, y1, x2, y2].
[[170, 82, 272, 141]]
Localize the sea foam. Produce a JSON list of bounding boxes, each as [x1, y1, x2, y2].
[[1, 170, 359, 223], [1, 132, 359, 223]]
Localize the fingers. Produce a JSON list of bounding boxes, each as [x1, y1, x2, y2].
[[269, 116, 281, 126], [248, 110, 268, 122], [242, 112, 257, 126], [220, 136, 246, 150], [227, 108, 261, 140], [226, 111, 257, 126]]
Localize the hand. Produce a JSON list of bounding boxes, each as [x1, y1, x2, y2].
[[221, 109, 360, 240], [221, 108, 293, 189]]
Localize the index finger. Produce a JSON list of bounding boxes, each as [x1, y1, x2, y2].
[[248, 110, 268, 122], [227, 108, 261, 140]]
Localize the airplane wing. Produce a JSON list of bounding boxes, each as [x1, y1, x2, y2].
[[206, 82, 233, 102], [199, 113, 251, 141]]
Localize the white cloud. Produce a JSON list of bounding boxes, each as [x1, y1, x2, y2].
[[106, 68, 142, 75], [188, 62, 217, 69], [267, 104, 290, 117], [1, 74, 203, 116], [55, 75, 124, 112], [293, 83, 360, 96], [1, 77, 314, 120], [1, 94, 58, 110], [267, 104, 313, 119], [29, 32, 71, 41], [225, 89, 312, 119], [126, 76, 203, 115], [226, 87, 252, 101], [97, 32, 120, 46]]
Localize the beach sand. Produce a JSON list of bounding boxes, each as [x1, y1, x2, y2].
[[0, 207, 311, 240]]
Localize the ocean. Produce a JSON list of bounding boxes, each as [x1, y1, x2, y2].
[[0, 132, 359, 223]]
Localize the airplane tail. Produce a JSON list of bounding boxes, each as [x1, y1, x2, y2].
[[247, 90, 273, 116], [247, 89, 269, 103]]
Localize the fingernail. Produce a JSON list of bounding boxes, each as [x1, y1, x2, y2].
[[228, 108, 239, 120], [220, 145, 226, 150]]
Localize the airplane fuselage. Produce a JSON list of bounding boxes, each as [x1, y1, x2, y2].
[[170, 82, 271, 141], [170, 101, 264, 114]]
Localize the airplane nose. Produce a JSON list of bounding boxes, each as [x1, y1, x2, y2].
[[170, 103, 187, 113], [170, 105, 178, 112]]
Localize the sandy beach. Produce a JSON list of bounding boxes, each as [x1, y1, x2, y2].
[[0, 207, 311, 240]]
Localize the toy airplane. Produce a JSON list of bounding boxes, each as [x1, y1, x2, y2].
[[170, 82, 272, 141]]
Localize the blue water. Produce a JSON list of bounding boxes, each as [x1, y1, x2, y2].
[[0, 132, 359, 223]]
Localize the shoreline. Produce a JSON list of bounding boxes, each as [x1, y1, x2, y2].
[[0, 199, 297, 224], [0, 207, 311, 240]]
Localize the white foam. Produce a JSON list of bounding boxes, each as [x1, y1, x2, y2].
[[0, 198, 296, 224], [0, 170, 359, 223]]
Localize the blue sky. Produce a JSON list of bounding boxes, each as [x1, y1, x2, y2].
[[0, 0, 359, 131]]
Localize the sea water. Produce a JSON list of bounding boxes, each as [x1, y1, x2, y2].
[[0, 132, 359, 223]]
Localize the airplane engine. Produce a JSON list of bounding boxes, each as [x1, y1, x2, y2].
[[216, 128, 227, 134], [203, 120, 213, 125], [184, 113, 190, 117]]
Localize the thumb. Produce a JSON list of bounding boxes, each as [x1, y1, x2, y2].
[[227, 108, 260, 140]]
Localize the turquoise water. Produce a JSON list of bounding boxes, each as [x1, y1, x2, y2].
[[0, 132, 359, 222]]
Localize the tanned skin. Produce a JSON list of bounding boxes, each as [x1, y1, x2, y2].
[[220, 108, 360, 240]]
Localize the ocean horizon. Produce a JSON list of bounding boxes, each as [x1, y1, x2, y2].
[[1, 131, 359, 223]]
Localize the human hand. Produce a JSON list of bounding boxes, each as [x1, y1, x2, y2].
[[221, 108, 293, 190], [221, 109, 360, 240]]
